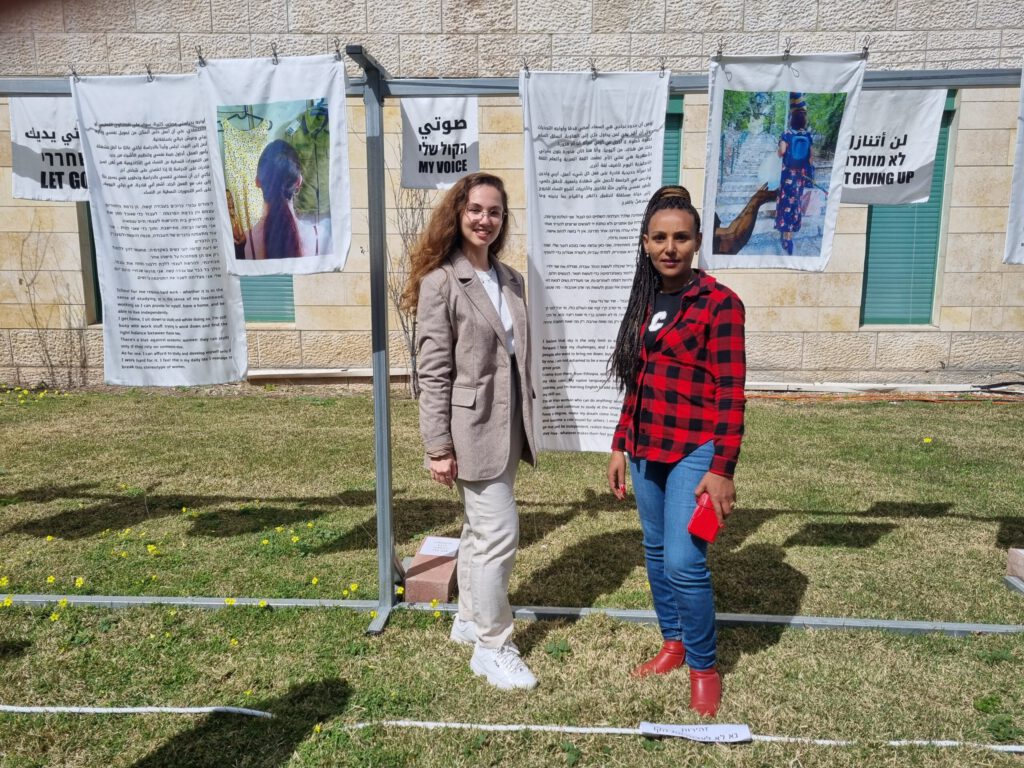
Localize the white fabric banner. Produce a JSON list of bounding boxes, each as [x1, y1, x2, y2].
[[9, 97, 89, 201], [198, 55, 351, 275], [841, 89, 946, 204], [72, 73, 247, 386], [702, 53, 865, 271], [401, 97, 479, 189], [1004, 66, 1024, 265], [522, 71, 669, 452]]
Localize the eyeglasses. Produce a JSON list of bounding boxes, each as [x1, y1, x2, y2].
[[465, 205, 505, 221]]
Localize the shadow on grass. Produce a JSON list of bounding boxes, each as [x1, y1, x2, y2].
[[129, 679, 350, 768], [0, 639, 31, 661]]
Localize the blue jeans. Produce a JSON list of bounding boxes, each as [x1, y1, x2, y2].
[[630, 441, 716, 670]]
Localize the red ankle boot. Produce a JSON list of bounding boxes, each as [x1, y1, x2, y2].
[[689, 666, 721, 717], [631, 640, 685, 677]]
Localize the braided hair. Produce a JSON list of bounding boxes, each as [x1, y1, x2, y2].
[[608, 185, 702, 393]]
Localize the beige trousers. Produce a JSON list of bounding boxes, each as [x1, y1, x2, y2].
[[455, 362, 524, 649]]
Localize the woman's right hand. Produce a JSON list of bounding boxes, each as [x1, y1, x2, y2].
[[429, 454, 458, 489], [608, 450, 627, 500]]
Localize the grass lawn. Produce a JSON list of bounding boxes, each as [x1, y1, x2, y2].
[[1, 386, 1022, 766]]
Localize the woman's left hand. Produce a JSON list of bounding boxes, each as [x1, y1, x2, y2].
[[694, 472, 736, 525]]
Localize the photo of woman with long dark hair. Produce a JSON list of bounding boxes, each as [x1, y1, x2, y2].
[[243, 139, 324, 259], [607, 185, 746, 717], [401, 172, 538, 691]]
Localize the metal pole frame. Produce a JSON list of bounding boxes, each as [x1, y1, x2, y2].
[[1, 59, 1022, 637]]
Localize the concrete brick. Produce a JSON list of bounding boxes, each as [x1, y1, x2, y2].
[[210, 0, 251, 32], [593, 0, 665, 33], [941, 272, 1003, 307], [0, 36, 35, 77], [293, 272, 345, 306], [958, 100, 1019, 132], [550, 55, 630, 72], [403, 547, 457, 604], [294, 305, 371, 331], [741, 273, 818, 307], [249, 34, 330, 59], [803, 332, 875, 369], [700, 33, 780, 56], [0, 206, 79, 234], [944, 233, 1005, 272], [875, 332, 950, 370], [815, 0, 897, 30], [0, 232, 82, 273], [254, 330, 302, 367], [980, 0, 1024, 28], [665, 0, 744, 32], [938, 306, 972, 331], [969, 306, 1003, 331], [64, 0, 136, 32], [746, 332, 802, 368], [248, 0, 289, 34], [0, 131, 10, 167], [817, 307, 860, 332], [949, 332, 1024, 369], [518, 0, 591, 33], [926, 53, 1000, 71], [781, 31, 858, 53], [950, 166, 1012, 208], [480, 106, 523, 134], [1002, 274, 1024, 307], [827, 233, 866, 273], [481, 135, 528, 171], [631, 54, 705, 75], [896, 0, 977, 29], [368, 0, 440, 33], [0, 329, 11, 365], [1009, 548, 1024, 579], [135, 0, 213, 32], [954, 129, 1012, 167], [478, 34, 551, 76], [815, 273, 862, 307], [399, 34, 478, 77], [107, 34, 182, 74], [552, 34, 630, 58], [946, 206, 1011, 234], [34, 33, 107, 75], [0, 366, 19, 385], [179, 33, 252, 60], [289, 0, 366, 33], [865, 48, 927, 71], [683, 103, 708, 132], [1001, 306, 1024, 331], [745, 306, 818, 332], [0, 2, 64, 33], [10, 328, 87, 367], [928, 30, 1001, 52], [299, 330, 372, 365], [443, 0, 515, 33], [744, 0, 817, 31]]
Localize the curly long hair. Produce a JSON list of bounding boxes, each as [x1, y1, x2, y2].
[[400, 172, 510, 313], [608, 185, 702, 393]]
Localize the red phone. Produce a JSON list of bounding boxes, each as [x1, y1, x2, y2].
[[687, 492, 721, 542]]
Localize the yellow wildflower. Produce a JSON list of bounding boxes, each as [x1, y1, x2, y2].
[[369, 610, 377, 618], [306, 522, 314, 528], [430, 598, 439, 608], [146, 544, 159, 555], [433, 610, 441, 618], [275, 526, 284, 533], [313, 723, 322, 734], [224, 597, 237, 606], [395, 586, 404, 596], [291, 536, 300, 544], [311, 576, 319, 585], [2, 596, 12, 608], [45, 535, 54, 541], [261, 539, 269, 546], [257, 600, 268, 609], [0, 576, 8, 587], [46, 575, 55, 584], [342, 589, 349, 598], [49, 612, 60, 622], [244, 689, 253, 697], [349, 583, 359, 592], [74, 577, 84, 588], [923, 437, 933, 444], [57, 598, 68, 609], [230, 638, 239, 647]]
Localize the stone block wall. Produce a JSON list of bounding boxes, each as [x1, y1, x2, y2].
[[1, 0, 1022, 386]]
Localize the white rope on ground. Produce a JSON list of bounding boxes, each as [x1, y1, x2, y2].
[[0, 705, 272, 718], [346, 719, 1024, 754]]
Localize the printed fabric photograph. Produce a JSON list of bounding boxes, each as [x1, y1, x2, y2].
[[714, 89, 847, 257], [217, 98, 332, 259]]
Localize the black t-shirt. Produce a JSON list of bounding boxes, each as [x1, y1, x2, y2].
[[644, 288, 685, 351]]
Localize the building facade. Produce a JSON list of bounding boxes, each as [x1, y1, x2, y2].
[[1, 0, 1022, 386]]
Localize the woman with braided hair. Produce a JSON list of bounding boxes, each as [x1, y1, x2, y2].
[[607, 185, 746, 717]]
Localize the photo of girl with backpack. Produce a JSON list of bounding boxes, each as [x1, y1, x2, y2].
[[774, 93, 815, 255]]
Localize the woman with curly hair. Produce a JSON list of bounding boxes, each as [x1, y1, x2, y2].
[[401, 172, 538, 690], [607, 185, 746, 717]]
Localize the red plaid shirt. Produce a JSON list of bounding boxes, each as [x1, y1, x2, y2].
[[612, 270, 746, 477]]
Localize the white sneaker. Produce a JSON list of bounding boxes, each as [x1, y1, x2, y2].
[[449, 616, 477, 646], [470, 644, 538, 690]]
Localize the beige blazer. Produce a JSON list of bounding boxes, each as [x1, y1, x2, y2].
[[416, 251, 537, 482]]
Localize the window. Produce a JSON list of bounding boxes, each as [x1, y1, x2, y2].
[[860, 93, 955, 325], [662, 94, 684, 184]]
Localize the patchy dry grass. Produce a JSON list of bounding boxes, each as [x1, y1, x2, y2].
[[0, 388, 1022, 766]]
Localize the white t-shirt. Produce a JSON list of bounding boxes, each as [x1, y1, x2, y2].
[[476, 267, 515, 356]]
